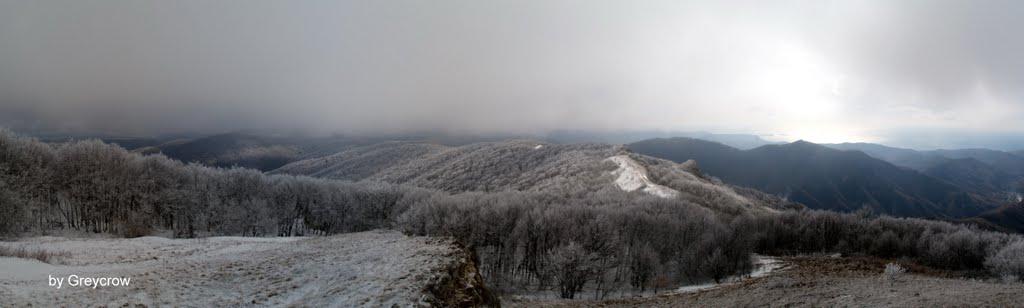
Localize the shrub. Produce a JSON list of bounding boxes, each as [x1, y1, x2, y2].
[[882, 262, 907, 286]]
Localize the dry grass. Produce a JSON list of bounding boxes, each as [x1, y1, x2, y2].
[[0, 245, 69, 264]]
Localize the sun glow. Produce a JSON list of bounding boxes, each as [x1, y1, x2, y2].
[[741, 39, 861, 143]]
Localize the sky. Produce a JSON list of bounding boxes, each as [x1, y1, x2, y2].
[[1, 0, 1023, 149]]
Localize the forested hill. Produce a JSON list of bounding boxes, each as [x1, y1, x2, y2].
[[271, 140, 622, 193], [270, 140, 789, 214], [629, 138, 1001, 220]]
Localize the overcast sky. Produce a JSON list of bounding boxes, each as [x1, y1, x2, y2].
[[1, 0, 1023, 148]]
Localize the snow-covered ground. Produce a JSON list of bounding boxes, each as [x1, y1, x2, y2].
[[607, 155, 680, 198], [0, 231, 471, 307]]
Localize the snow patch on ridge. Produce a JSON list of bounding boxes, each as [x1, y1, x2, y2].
[[607, 155, 679, 199]]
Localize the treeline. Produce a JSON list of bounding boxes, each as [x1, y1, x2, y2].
[[2, 130, 1023, 300], [398, 190, 754, 298], [739, 210, 1024, 276]]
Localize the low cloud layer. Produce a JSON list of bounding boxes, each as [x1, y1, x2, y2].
[[1, 0, 1023, 148]]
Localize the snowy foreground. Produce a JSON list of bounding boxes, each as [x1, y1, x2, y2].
[[0, 230, 490, 307]]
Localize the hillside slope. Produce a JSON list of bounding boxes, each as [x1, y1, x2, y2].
[[922, 158, 1019, 198], [968, 201, 1024, 233], [930, 148, 1024, 179], [629, 138, 999, 219]]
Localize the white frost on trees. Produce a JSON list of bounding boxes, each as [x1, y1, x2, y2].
[[607, 155, 679, 199], [985, 240, 1024, 283]]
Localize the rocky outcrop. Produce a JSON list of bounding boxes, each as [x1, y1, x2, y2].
[[423, 240, 500, 307]]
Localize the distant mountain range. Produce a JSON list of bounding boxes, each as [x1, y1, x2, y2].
[[823, 143, 1024, 201], [544, 130, 778, 150], [628, 138, 1004, 220]]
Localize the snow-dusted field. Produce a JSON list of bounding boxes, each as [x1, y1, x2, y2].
[[0, 231, 473, 307]]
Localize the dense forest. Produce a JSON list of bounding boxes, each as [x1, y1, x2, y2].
[[2, 130, 1023, 299]]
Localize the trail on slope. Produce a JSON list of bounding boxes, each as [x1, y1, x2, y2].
[[607, 155, 680, 199]]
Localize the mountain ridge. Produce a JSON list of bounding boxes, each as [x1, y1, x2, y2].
[[271, 139, 791, 215]]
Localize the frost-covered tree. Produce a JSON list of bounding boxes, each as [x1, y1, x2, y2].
[[985, 240, 1024, 283], [882, 263, 907, 287]]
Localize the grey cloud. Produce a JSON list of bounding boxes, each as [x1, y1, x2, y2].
[[1, 0, 1022, 147]]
